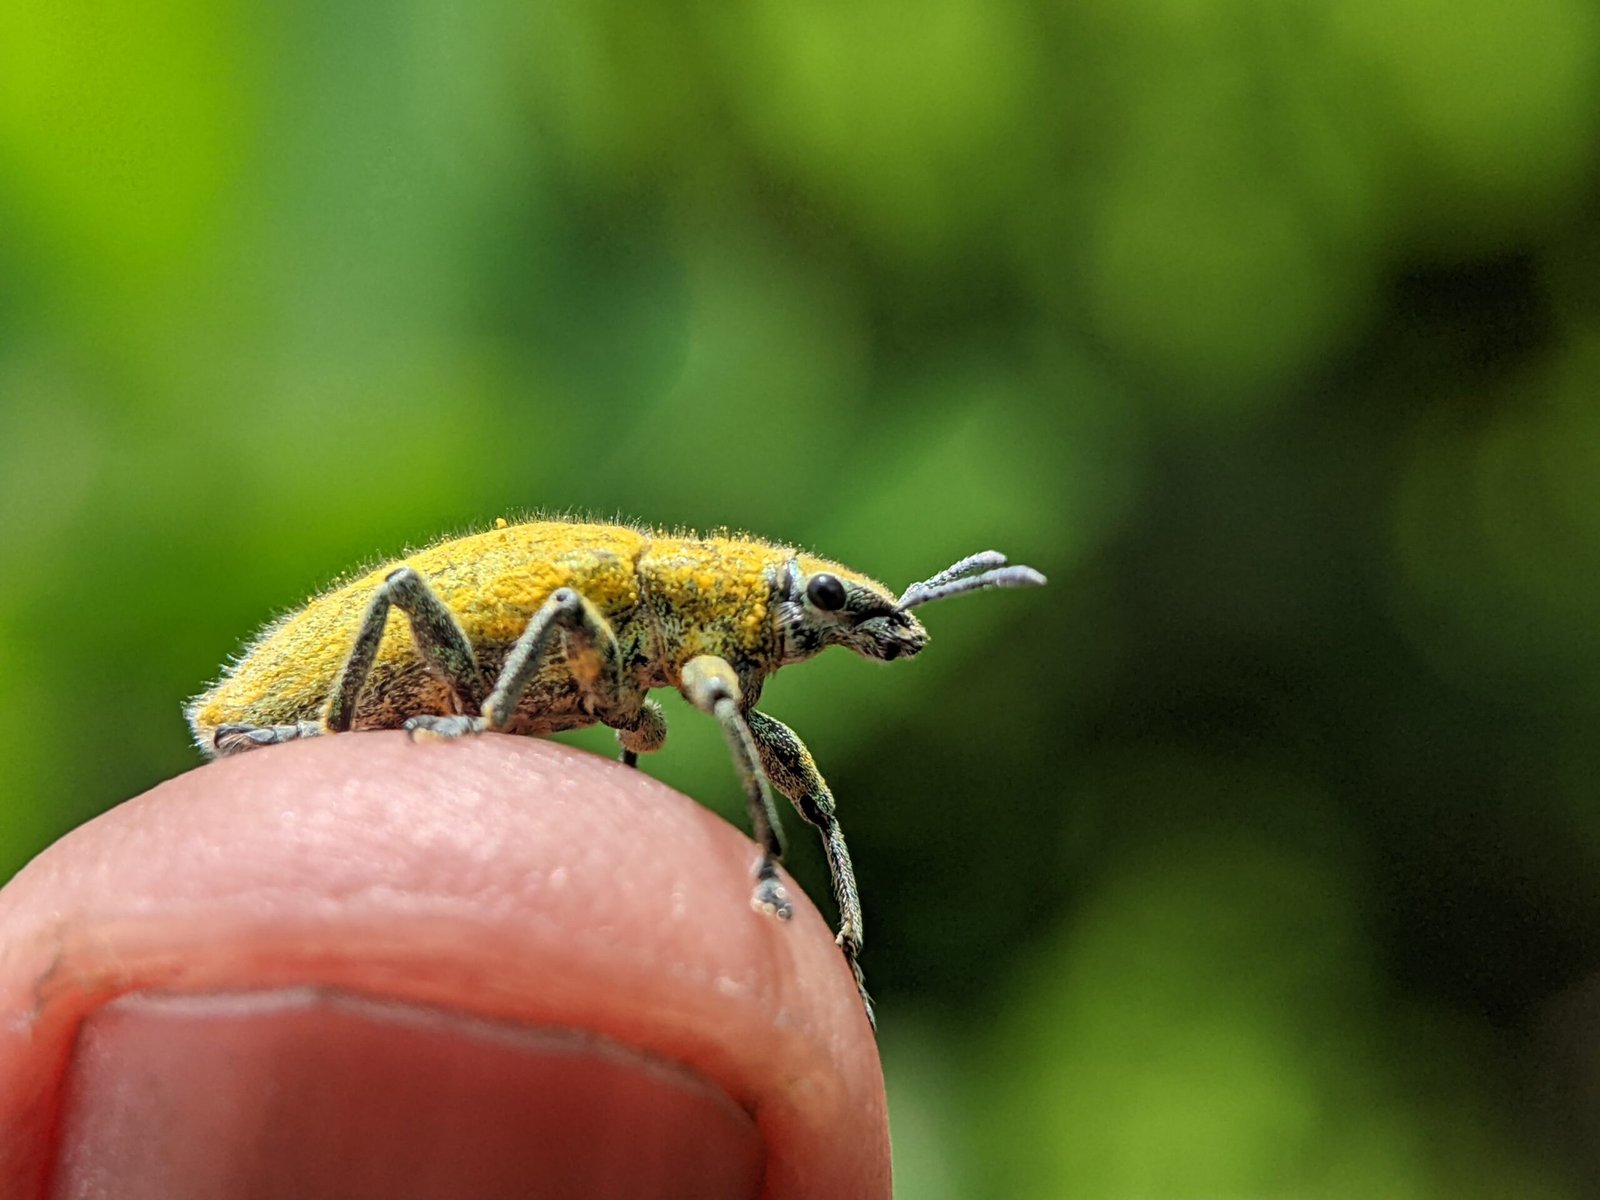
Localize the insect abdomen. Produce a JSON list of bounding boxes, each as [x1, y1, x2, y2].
[[188, 521, 652, 742]]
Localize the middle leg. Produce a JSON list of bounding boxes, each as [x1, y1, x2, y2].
[[616, 699, 667, 768], [405, 587, 642, 740]]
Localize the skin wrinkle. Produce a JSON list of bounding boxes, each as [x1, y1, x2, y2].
[[0, 735, 888, 1200]]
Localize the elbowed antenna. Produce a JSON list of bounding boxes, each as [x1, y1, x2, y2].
[[898, 551, 1047, 609]]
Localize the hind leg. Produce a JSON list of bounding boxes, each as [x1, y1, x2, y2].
[[210, 566, 483, 758]]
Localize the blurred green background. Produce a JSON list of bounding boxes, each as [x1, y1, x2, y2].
[[5, 0, 1600, 1194]]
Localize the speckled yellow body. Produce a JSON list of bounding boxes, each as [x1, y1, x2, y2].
[[188, 520, 878, 746]]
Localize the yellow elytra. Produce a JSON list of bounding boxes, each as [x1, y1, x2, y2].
[[187, 515, 1046, 1030]]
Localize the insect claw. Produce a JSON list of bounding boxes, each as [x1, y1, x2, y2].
[[752, 876, 794, 921], [403, 714, 488, 741]]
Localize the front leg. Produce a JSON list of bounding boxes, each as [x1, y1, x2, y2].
[[746, 710, 872, 1028], [679, 655, 793, 923]]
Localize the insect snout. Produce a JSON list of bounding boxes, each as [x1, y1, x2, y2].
[[859, 609, 928, 661]]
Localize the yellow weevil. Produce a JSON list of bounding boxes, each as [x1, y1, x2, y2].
[[187, 518, 1046, 1026]]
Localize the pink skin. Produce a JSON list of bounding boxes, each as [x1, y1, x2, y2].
[[0, 735, 889, 1199]]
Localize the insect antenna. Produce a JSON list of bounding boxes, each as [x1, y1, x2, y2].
[[898, 552, 1047, 609]]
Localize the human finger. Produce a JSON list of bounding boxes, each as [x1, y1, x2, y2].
[[0, 734, 890, 1199]]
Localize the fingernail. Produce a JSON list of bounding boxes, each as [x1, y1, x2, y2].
[[51, 989, 763, 1200]]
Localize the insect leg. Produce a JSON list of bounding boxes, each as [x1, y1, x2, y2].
[[405, 588, 634, 739], [616, 699, 667, 768], [213, 721, 325, 756], [327, 566, 485, 733], [680, 655, 793, 922], [748, 710, 873, 1028]]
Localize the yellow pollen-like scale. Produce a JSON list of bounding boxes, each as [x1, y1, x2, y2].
[[192, 521, 651, 733], [638, 536, 787, 668]]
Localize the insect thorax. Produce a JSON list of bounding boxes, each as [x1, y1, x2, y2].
[[635, 536, 786, 687]]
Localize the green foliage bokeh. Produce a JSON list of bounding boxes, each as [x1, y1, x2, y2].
[[4, 0, 1600, 1194]]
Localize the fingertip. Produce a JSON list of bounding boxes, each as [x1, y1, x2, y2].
[[0, 734, 889, 1199]]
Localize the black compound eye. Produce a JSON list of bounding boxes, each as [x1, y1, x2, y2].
[[806, 573, 847, 612]]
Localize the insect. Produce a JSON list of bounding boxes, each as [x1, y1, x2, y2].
[[187, 518, 1046, 1027]]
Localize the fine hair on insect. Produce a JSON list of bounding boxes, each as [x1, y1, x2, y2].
[[188, 517, 1046, 1028]]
